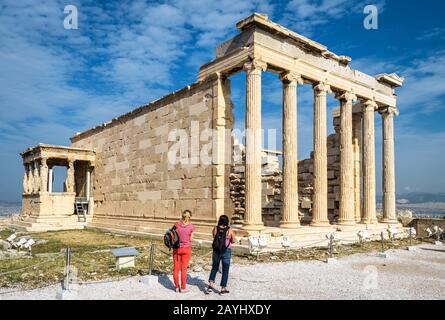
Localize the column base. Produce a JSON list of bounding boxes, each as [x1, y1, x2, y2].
[[280, 221, 301, 229], [241, 223, 265, 231], [381, 218, 398, 224], [310, 220, 331, 227], [359, 219, 379, 225], [337, 219, 356, 226]]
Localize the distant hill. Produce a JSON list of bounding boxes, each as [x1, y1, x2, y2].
[[0, 201, 21, 217], [0, 201, 21, 207], [377, 193, 445, 204]]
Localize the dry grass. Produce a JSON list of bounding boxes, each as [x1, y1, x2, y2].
[[0, 228, 433, 290]]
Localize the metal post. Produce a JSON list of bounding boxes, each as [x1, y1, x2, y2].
[[329, 234, 334, 258], [437, 227, 440, 242], [409, 228, 412, 247], [380, 232, 384, 253], [64, 247, 71, 290], [149, 241, 154, 276]]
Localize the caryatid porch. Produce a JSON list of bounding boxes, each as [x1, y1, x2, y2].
[[16, 144, 95, 231], [199, 13, 404, 238]]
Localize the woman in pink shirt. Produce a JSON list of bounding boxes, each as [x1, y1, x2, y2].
[[173, 209, 195, 293]]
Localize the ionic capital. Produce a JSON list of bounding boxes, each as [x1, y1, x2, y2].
[[313, 82, 332, 95], [243, 59, 267, 74], [67, 160, 74, 169], [40, 158, 48, 168], [335, 91, 357, 103], [379, 106, 400, 116], [362, 99, 378, 112], [279, 71, 303, 85]]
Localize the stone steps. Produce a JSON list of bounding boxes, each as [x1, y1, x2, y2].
[[90, 215, 216, 230], [9, 214, 92, 232], [88, 223, 215, 242]]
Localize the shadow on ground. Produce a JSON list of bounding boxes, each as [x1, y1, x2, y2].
[[157, 273, 208, 293]]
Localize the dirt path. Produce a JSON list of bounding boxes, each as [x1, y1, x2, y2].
[[1, 244, 444, 300]]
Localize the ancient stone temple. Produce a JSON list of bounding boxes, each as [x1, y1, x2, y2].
[[14, 13, 405, 247]]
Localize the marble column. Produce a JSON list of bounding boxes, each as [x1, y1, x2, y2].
[[337, 91, 357, 225], [28, 163, 34, 193], [65, 160, 75, 193], [361, 100, 378, 224], [33, 160, 40, 193], [23, 163, 29, 194], [243, 59, 267, 230], [311, 82, 331, 226], [48, 167, 53, 193], [352, 114, 362, 222], [280, 71, 302, 228], [28, 163, 33, 193], [40, 158, 49, 192], [86, 166, 91, 200], [381, 107, 398, 223]]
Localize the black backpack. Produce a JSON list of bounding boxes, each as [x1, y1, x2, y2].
[[212, 226, 230, 254], [163, 225, 180, 250]]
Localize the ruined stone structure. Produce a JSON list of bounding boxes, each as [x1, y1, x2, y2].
[[14, 14, 406, 248]]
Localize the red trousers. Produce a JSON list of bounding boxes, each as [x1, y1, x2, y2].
[[173, 247, 192, 289]]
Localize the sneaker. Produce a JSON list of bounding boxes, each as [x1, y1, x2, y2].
[[175, 288, 180, 293], [219, 289, 230, 295], [180, 288, 190, 293], [205, 286, 213, 295]]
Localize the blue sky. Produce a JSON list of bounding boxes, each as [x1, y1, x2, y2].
[[1, 0, 444, 202]]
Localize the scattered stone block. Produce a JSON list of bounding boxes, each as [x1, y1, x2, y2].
[[435, 241, 443, 246], [0, 240, 12, 250], [377, 252, 389, 258], [407, 246, 417, 251], [301, 198, 311, 209]]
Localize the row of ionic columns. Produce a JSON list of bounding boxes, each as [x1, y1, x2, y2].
[[22, 159, 77, 195], [23, 159, 48, 194], [242, 59, 398, 230]]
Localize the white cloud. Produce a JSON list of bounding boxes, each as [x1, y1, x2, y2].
[[281, 0, 386, 35], [416, 27, 445, 41]]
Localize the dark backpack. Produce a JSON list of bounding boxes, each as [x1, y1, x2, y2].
[[212, 226, 230, 254], [163, 225, 180, 250]]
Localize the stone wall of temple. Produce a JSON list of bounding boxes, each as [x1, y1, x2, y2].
[[297, 129, 341, 223], [70, 76, 233, 229]]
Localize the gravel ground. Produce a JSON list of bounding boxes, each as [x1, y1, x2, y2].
[[1, 243, 444, 300]]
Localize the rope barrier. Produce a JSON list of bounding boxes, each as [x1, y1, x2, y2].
[[155, 246, 173, 257]]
